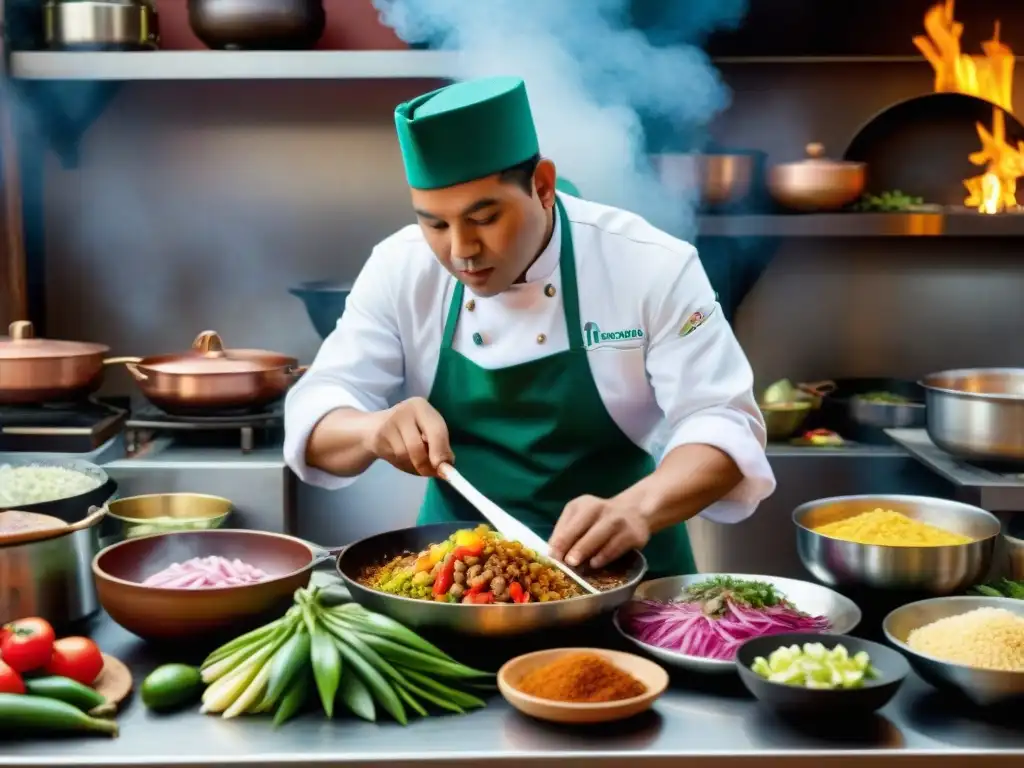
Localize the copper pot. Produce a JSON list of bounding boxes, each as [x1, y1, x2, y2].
[[0, 321, 111, 404], [768, 143, 866, 212], [108, 330, 304, 414], [93, 529, 341, 642]]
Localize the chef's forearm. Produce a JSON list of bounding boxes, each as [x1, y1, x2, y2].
[[305, 407, 387, 477], [615, 444, 743, 532]]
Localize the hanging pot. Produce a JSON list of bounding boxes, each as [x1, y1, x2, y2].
[[108, 330, 305, 414], [187, 0, 326, 50], [0, 321, 112, 404], [768, 143, 866, 212]]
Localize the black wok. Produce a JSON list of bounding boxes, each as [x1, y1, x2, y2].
[[336, 522, 647, 638]]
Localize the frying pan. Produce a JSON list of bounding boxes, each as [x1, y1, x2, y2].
[[843, 93, 1024, 207], [336, 522, 647, 638], [799, 378, 926, 445], [93, 529, 343, 643]]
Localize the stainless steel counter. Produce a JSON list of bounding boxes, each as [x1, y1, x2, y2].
[[2, 613, 1022, 768]]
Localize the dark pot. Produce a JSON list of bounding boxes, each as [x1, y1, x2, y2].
[[1, 458, 117, 524], [187, 0, 325, 50], [289, 281, 352, 340]]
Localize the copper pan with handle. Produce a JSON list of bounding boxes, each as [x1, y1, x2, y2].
[[0, 321, 111, 404], [106, 330, 306, 414]]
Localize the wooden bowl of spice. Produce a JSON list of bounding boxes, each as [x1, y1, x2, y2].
[[497, 648, 668, 724]]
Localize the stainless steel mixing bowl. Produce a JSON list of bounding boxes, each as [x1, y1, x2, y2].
[[794, 495, 1000, 594], [883, 596, 1024, 706], [612, 573, 862, 674], [920, 368, 1024, 461]]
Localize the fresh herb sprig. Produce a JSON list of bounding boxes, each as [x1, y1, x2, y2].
[[679, 576, 793, 617]]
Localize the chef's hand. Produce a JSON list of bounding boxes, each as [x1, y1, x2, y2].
[[368, 397, 454, 477], [548, 495, 651, 570]]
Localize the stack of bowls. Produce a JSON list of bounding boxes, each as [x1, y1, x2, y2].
[[793, 494, 1000, 595]]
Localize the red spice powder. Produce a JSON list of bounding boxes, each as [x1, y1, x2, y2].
[[516, 652, 647, 703]]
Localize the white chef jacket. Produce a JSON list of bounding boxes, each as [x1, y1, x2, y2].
[[284, 193, 775, 524]]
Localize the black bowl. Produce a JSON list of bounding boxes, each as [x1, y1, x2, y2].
[[735, 632, 909, 718], [1, 458, 116, 523]]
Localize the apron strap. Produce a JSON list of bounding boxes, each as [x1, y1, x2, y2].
[[555, 197, 584, 351], [441, 279, 464, 350], [439, 197, 582, 351]]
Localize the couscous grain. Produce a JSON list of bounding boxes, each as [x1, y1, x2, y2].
[[906, 607, 1024, 671]]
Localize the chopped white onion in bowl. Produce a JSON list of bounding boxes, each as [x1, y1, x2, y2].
[[0, 464, 104, 508]]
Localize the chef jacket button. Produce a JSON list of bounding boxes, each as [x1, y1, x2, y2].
[[544, 284, 556, 298], [466, 299, 476, 311], [472, 332, 484, 346], [536, 333, 547, 344]]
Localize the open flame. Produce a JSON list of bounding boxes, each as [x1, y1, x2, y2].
[[914, 0, 1020, 212]]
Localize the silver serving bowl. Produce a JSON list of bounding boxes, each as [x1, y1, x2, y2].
[[794, 495, 999, 594], [920, 368, 1024, 462], [612, 573, 862, 674], [883, 596, 1024, 706], [336, 522, 647, 637]]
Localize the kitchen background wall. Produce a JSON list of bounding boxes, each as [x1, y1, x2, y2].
[[24, 2, 1024, 553]]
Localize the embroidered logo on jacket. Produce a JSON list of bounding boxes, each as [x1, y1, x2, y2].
[[679, 303, 718, 337], [583, 322, 645, 349]]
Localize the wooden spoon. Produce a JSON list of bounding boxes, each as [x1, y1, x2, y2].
[[0, 505, 107, 546]]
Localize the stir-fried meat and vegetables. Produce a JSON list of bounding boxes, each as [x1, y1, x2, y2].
[[360, 525, 625, 604]]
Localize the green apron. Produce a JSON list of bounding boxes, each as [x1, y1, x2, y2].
[[417, 197, 696, 578]]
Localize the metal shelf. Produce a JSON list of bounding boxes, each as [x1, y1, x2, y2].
[[9, 50, 461, 81], [15, 51, 1015, 82], [697, 211, 1024, 238]]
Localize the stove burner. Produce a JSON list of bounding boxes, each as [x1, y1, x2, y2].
[[0, 398, 127, 452], [125, 405, 283, 454]]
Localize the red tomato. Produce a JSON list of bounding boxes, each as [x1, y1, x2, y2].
[[44, 637, 104, 685], [0, 617, 56, 673], [0, 659, 25, 694]]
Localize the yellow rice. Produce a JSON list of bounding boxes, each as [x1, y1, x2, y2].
[[906, 607, 1024, 671], [812, 508, 972, 547]]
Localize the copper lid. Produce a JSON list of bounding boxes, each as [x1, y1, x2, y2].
[[140, 331, 297, 375], [0, 321, 110, 360], [783, 143, 865, 171]]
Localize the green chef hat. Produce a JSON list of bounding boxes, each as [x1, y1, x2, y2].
[[395, 76, 540, 190], [556, 178, 581, 197]]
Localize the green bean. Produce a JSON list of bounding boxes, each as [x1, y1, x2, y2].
[[392, 677, 465, 714], [343, 629, 491, 679], [397, 667, 487, 710], [336, 667, 376, 722], [273, 669, 310, 728], [329, 635, 407, 725], [323, 605, 453, 660], [309, 623, 342, 717], [394, 685, 428, 717], [202, 619, 285, 669], [265, 628, 311, 708]]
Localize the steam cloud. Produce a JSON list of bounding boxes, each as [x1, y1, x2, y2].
[[373, 0, 749, 237]]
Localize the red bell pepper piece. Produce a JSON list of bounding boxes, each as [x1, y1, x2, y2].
[[508, 581, 530, 603], [464, 592, 495, 604], [431, 543, 486, 597]]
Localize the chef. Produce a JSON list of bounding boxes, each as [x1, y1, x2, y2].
[[284, 76, 775, 578]]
